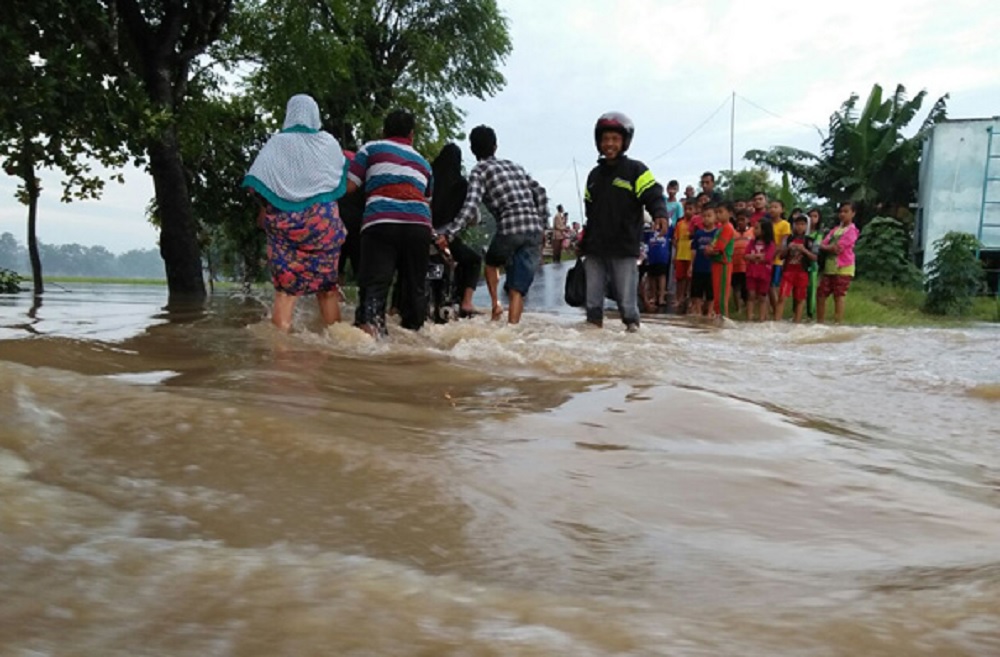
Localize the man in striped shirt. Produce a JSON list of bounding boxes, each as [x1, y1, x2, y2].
[[438, 125, 547, 324], [347, 110, 433, 337]]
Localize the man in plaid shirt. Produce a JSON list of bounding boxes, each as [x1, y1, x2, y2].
[[438, 125, 548, 324]]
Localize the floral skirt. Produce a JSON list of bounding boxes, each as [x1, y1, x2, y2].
[[265, 201, 347, 296]]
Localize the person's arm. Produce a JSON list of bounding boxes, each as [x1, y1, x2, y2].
[[819, 228, 838, 252], [438, 165, 485, 237], [836, 224, 859, 255], [346, 146, 368, 195], [527, 173, 549, 226], [712, 224, 734, 255], [636, 166, 669, 234], [579, 171, 596, 255], [802, 237, 818, 261]]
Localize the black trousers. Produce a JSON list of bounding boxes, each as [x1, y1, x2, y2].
[[337, 191, 364, 281], [450, 236, 482, 296], [357, 223, 431, 334]]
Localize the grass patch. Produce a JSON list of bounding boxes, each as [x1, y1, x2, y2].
[[760, 279, 999, 327], [39, 276, 167, 285], [844, 280, 998, 326]]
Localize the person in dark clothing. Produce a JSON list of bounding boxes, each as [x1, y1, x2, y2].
[[347, 110, 433, 337], [581, 111, 669, 331], [337, 187, 364, 282], [430, 144, 483, 316]]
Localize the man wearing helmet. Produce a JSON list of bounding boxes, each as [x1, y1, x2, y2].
[[581, 111, 670, 331]]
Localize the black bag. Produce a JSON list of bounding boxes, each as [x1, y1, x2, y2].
[[564, 257, 586, 307]]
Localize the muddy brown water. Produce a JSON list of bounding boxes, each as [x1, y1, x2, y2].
[[1, 273, 999, 656]]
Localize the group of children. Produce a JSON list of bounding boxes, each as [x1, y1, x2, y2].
[[640, 185, 840, 323]]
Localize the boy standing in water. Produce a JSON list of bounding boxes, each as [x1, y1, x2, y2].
[[704, 202, 735, 319], [645, 219, 671, 309], [580, 112, 669, 331], [775, 214, 817, 323], [688, 205, 718, 317], [665, 180, 684, 226], [731, 210, 754, 317]]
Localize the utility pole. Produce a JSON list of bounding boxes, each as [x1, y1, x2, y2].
[[730, 91, 736, 178], [573, 158, 584, 223]]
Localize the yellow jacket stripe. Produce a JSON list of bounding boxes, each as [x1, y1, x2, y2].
[[634, 170, 657, 197]]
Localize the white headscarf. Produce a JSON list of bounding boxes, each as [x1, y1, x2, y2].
[[243, 94, 348, 212]]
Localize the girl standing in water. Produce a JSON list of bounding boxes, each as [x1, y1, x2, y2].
[[817, 201, 860, 324], [243, 94, 349, 331], [744, 220, 776, 322]]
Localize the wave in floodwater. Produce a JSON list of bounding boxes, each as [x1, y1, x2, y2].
[[1, 281, 999, 656]]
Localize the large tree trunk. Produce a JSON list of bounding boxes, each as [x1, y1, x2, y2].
[[26, 184, 43, 297], [20, 142, 43, 296], [148, 127, 206, 302]]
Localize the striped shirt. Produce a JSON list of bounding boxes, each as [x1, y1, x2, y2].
[[348, 137, 433, 232], [440, 156, 548, 237]]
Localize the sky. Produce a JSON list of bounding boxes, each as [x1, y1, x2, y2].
[[1, 0, 998, 253]]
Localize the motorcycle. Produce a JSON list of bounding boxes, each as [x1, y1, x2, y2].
[[426, 240, 460, 324]]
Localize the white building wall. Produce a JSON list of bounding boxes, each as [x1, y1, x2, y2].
[[918, 118, 1000, 266]]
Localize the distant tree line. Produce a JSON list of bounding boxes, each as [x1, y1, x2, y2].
[[0, 232, 164, 279]]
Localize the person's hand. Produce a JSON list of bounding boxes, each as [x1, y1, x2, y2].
[[435, 233, 449, 251], [654, 217, 668, 236]]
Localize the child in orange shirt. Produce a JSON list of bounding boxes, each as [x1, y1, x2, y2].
[[703, 202, 735, 319], [731, 210, 754, 317]]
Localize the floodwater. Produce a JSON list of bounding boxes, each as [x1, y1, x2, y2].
[[1, 268, 999, 656]]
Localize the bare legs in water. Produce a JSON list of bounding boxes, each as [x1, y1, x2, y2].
[[484, 266, 525, 324], [271, 290, 341, 332]]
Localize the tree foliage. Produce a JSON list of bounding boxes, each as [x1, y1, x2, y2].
[[97, 0, 235, 301], [174, 91, 269, 287], [2, 0, 513, 295], [745, 83, 948, 226], [0, 0, 131, 293], [717, 168, 783, 203], [0, 268, 21, 293], [854, 216, 922, 288], [923, 232, 985, 316], [236, 0, 512, 149]]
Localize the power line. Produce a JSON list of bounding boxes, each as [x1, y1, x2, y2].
[[649, 95, 732, 163], [549, 161, 574, 188], [735, 93, 825, 140]]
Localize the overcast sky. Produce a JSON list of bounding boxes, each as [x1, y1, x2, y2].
[[1, 0, 998, 253]]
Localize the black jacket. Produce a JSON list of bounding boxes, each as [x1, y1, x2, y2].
[[581, 156, 667, 258]]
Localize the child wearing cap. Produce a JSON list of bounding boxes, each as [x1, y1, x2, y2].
[[775, 214, 817, 322]]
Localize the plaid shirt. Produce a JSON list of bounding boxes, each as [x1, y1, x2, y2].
[[441, 156, 548, 237]]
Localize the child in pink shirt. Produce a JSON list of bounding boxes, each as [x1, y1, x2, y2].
[[743, 220, 775, 322]]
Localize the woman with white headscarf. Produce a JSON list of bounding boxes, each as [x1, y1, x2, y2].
[[242, 94, 349, 331]]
